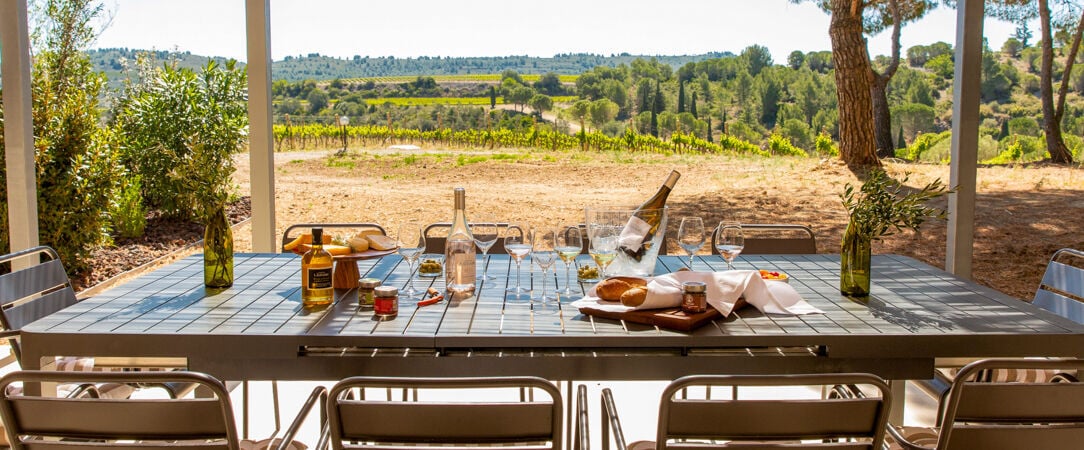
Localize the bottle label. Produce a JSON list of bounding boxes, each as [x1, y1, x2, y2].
[[307, 267, 333, 289], [618, 216, 652, 252], [445, 239, 476, 291]]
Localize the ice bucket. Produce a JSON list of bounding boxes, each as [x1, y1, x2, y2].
[[584, 206, 668, 277]]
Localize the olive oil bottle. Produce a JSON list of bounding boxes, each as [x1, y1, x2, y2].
[[301, 227, 334, 307]]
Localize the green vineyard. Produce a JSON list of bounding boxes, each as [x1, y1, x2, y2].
[[363, 96, 578, 106], [339, 73, 579, 84], [273, 123, 774, 157]]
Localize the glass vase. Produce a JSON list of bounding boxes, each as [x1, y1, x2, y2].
[[839, 221, 871, 297], [204, 206, 234, 288]]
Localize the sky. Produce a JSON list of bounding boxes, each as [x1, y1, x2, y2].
[[90, 0, 1031, 64]]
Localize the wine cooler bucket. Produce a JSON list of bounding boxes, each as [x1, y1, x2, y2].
[[584, 206, 668, 277]]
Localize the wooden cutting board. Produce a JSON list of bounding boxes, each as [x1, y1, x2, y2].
[[577, 298, 747, 331]]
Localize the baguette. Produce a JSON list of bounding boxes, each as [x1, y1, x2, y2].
[[595, 276, 648, 302]]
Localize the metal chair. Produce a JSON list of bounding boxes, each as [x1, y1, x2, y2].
[[710, 223, 817, 255], [281, 222, 387, 252], [0, 246, 193, 400], [886, 358, 1084, 450], [423, 222, 508, 254], [0, 370, 324, 450], [602, 373, 892, 449], [325, 376, 562, 450]]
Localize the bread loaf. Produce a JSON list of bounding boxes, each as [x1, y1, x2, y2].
[[619, 286, 648, 307], [595, 277, 648, 302]]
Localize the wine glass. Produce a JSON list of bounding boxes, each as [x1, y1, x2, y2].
[[715, 221, 744, 270], [504, 222, 533, 296], [555, 225, 584, 299], [532, 228, 558, 306], [677, 217, 705, 269], [396, 221, 426, 300], [471, 218, 499, 282], [588, 223, 619, 277]]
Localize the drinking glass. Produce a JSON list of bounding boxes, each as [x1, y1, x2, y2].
[[588, 223, 619, 277], [677, 217, 705, 269], [715, 222, 744, 270], [471, 219, 500, 282], [504, 223, 533, 295], [555, 225, 583, 299], [532, 228, 558, 306], [396, 221, 426, 300]]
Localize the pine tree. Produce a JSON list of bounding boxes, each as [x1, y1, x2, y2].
[[677, 80, 686, 113], [690, 92, 698, 118]]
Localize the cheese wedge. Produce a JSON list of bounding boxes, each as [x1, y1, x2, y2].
[[324, 244, 352, 256], [348, 236, 370, 252], [365, 234, 398, 251], [283, 233, 332, 251]]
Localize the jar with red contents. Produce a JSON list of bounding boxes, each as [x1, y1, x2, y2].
[[373, 286, 398, 320]]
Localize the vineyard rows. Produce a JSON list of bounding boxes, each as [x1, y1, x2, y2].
[[273, 123, 772, 157], [339, 74, 579, 84], [364, 96, 578, 106]]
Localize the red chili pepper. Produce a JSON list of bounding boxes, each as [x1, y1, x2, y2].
[[418, 294, 444, 307]]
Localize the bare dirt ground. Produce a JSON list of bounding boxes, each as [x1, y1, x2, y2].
[[215, 146, 1083, 300]]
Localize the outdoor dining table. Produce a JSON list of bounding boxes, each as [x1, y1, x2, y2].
[[18, 252, 1084, 422]]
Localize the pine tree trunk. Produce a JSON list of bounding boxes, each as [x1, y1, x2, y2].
[[829, 0, 881, 168], [871, 78, 895, 158], [1039, 0, 1074, 164]]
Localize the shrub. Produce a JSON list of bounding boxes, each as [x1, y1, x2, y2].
[[111, 173, 146, 239], [111, 58, 248, 221], [1007, 116, 1041, 137], [814, 133, 840, 157], [904, 131, 951, 161], [767, 134, 809, 157]]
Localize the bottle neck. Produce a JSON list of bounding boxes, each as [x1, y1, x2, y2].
[[311, 229, 323, 248]]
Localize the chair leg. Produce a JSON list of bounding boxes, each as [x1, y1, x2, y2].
[[243, 380, 250, 440]]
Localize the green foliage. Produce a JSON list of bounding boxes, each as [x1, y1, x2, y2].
[[904, 131, 952, 161], [111, 59, 248, 221], [778, 119, 814, 150], [767, 134, 809, 157], [841, 170, 949, 241], [1007, 116, 1041, 136], [111, 174, 146, 239], [815, 133, 840, 157], [924, 54, 955, 78]]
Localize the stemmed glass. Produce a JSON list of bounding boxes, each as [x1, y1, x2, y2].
[[588, 223, 619, 278], [555, 225, 583, 299], [677, 217, 705, 269], [471, 219, 499, 281], [504, 223, 533, 296], [532, 228, 558, 306], [396, 221, 426, 300], [715, 221, 744, 270]]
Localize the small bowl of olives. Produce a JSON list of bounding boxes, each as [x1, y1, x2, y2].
[[418, 255, 443, 277], [576, 265, 601, 283]]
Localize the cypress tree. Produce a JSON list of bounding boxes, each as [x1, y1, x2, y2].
[[690, 92, 698, 118], [677, 80, 685, 113], [653, 80, 664, 114], [489, 86, 497, 109], [999, 119, 1010, 140], [897, 125, 907, 151], [639, 83, 652, 115], [650, 110, 659, 137], [721, 109, 728, 135], [706, 116, 713, 143]]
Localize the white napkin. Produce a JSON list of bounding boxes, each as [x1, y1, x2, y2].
[[574, 270, 822, 316]]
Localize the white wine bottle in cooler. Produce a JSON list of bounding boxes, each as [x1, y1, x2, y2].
[[618, 170, 680, 261]]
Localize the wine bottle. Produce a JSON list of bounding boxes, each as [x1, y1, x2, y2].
[[619, 170, 681, 261], [301, 227, 334, 308], [444, 188, 476, 294]]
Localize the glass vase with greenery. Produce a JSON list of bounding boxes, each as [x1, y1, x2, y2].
[[840, 170, 949, 296]]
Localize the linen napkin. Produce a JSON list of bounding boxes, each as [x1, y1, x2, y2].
[[576, 270, 822, 316]]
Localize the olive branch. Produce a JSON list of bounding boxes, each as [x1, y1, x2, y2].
[[841, 170, 951, 241]]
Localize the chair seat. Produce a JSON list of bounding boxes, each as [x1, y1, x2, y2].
[[4, 380, 135, 399], [938, 365, 1069, 383], [886, 426, 940, 449]]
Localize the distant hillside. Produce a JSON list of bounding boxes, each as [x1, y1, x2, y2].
[[87, 48, 733, 83], [271, 52, 732, 81]]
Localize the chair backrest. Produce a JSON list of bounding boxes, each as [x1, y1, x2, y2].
[[281, 223, 386, 252], [327, 376, 562, 450], [0, 246, 78, 365], [935, 358, 1084, 450], [423, 222, 509, 254], [1032, 248, 1084, 324], [710, 224, 817, 255], [656, 373, 891, 449], [0, 370, 240, 450]]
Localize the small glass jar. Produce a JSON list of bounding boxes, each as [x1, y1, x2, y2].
[[681, 281, 707, 314], [373, 285, 398, 320], [358, 278, 381, 310]]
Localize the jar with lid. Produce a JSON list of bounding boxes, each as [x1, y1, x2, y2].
[[681, 281, 707, 314], [358, 278, 381, 310], [373, 286, 398, 320]]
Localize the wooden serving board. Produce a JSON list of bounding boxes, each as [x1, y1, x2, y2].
[[577, 298, 747, 332]]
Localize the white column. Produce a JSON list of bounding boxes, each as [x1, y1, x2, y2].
[[245, 0, 277, 252], [947, 0, 983, 278], [1, 0, 41, 267]]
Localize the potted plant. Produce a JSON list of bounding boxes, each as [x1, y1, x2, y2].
[[840, 170, 949, 296]]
